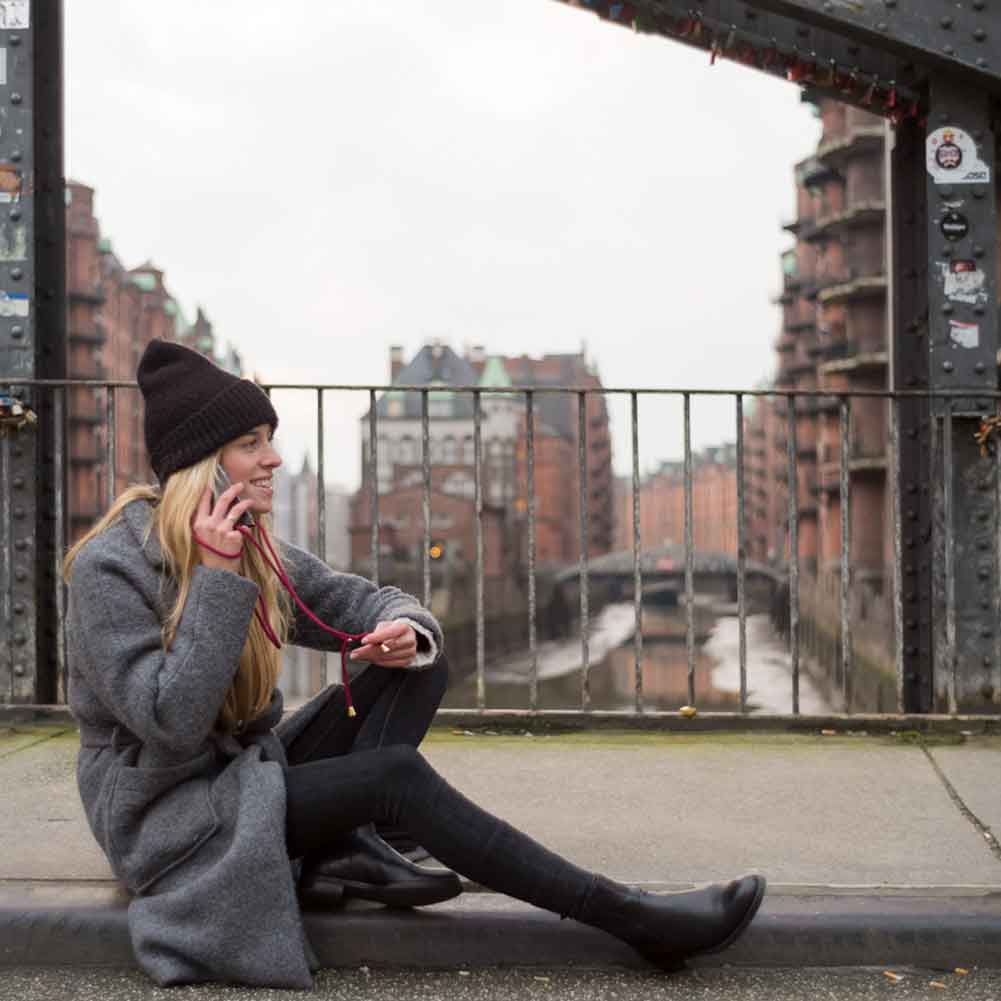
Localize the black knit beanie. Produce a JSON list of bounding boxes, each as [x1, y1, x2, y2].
[[137, 339, 278, 483]]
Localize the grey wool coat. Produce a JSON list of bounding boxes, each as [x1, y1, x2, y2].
[[66, 499, 443, 991]]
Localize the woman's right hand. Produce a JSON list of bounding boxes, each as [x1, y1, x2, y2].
[[192, 484, 254, 571]]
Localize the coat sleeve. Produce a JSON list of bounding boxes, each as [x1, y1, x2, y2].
[[68, 543, 260, 756], [280, 541, 444, 667]]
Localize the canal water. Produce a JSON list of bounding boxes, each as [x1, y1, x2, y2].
[[442, 602, 832, 714]]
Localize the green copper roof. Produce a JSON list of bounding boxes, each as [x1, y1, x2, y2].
[[131, 273, 157, 292], [478, 355, 512, 388]]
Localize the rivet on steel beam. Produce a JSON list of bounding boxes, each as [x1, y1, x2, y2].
[[10, 150, 21, 163], [876, 21, 887, 30], [942, 246, 953, 257], [985, 657, 993, 667], [906, 619, 917, 629], [973, 0, 986, 9], [13, 632, 25, 645], [983, 599, 992, 609], [974, 28, 987, 41], [983, 627, 993, 638], [980, 568, 992, 579], [976, 57, 988, 68], [14, 567, 26, 581], [980, 510, 991, 522], [942, 361, 954, 373], [941, 303, 953, 315], [941, 16, 954, 28], [943, 44, 955, 55], [973, 245, 985, 258], [906, 646, 918, 657], [976, 363, 987, 374], [10, 324, 22, 338], [13, 664, 24, 677], [906, 591, 916, 602], [9, 92, 21, 104], [13, 602, 24, 614], [13, 506, 24, 518], [973, 188, 986, 199], [10, 266, 23, 280], [979, 540, 990, 550], [907, 485, 918, 494], [10, 208, 21, 221], [14, 539, 26, 550], [975, 305, 985, 315], [905, 539, 914, 548]]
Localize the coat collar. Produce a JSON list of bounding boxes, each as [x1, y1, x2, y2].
[[120, 497, 166, 568]]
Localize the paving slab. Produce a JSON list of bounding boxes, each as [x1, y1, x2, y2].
[[421, 733, 1001, 887], [929, 741, 1001, 847], [2, 728, 1000, 889]]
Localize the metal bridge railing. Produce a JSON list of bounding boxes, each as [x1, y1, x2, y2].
[[2, 378, 1001, 718]]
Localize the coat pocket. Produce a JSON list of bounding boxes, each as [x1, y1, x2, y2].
[[106, 748, 220, 895]]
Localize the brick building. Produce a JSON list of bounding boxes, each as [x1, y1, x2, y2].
[[613, 444, 739, 557], [745, 99, 890, 591], [349, 342, 614, 613], [65, 181, 242, 541]]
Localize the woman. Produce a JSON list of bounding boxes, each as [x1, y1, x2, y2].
[[65, 339, 764, 990]]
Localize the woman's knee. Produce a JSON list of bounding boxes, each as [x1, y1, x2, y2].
[[377, 744, 431, 787]]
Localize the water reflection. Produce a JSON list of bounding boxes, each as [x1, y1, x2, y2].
[[442, 602, 832, 714]]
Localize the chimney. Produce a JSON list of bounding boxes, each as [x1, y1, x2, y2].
[[389, 345, 404, 381]]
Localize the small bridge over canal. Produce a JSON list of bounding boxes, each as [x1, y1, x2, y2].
[[556, 544, 782, 610]]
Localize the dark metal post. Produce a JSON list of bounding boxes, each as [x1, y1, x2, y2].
[[924, 77, 998, 712], [0, 1, 65, 703]]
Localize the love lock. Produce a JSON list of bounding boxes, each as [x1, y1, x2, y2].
[[0, 393, 37, 431]]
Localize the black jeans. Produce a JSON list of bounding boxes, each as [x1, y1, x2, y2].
[[283, 656, 596, 919]]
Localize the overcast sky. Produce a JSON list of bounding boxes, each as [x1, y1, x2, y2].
[[65, 0, 822, 489]]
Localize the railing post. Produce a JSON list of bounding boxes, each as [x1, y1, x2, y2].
[[0, 3, 65, 704]]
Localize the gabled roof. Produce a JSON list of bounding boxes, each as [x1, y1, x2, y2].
[[375, 344, 477, 419]]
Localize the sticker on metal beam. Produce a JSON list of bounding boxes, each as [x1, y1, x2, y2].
[[0, 1, 27, 29], [0, 163, 20, 202], [0, 289, 27, 316], [927, 127, 991, 185], [938, 260, 987, 306], [949, 320, 979, 349]]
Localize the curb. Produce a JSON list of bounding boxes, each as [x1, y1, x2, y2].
[[2, 884, 999, 971]]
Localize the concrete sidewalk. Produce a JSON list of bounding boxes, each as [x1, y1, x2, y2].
[[2, 722, 1000, 971]]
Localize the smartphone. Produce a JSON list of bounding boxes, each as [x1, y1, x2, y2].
[[213, 464, 254, 528]]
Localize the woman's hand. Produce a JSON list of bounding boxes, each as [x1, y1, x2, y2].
[[192, 485, 254, 571], [349, 619, 418, 668]]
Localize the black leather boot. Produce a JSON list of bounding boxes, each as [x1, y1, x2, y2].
[[298, 825, 462, 908], [577, 873, 766, 970]]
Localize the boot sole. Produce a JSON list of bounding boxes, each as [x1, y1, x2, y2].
[[302, 873, 462, 909]]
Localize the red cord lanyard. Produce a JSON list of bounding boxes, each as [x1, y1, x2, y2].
[[195, 523, 364, 717]]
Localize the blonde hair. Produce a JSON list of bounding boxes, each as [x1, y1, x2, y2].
[[64, 452, 291, 733]]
